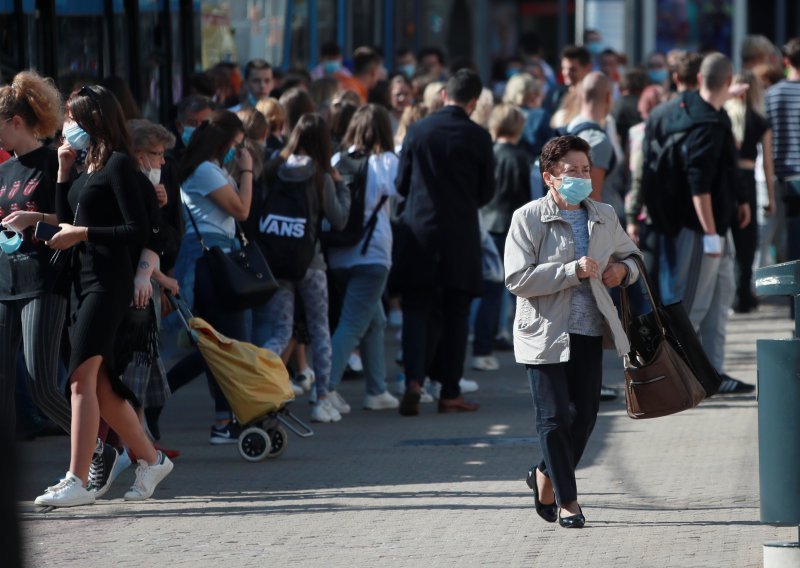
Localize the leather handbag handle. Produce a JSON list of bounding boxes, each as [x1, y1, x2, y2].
[[620, 255, 667, 337]]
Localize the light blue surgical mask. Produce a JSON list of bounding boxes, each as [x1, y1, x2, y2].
[[223, 146, 236, 166], [555, 176, 593, 205], [506, 68, 521, 80], [247, 93, 260, 107], [63, 122, 90, 151], [399, 64, 416, 78], [0, 230, 22, 254], [323, 60, 342, 75], [649, 68, 669, 84], [586, 41, 604, 57], [181, 126, 195, 147]]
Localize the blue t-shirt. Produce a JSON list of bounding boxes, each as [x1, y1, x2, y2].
[[561, 207, 604, 337], [181, 160, 237, 239]]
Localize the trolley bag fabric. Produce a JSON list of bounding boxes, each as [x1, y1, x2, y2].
[[189, 316, 295, 424], [620, 256, 706, 419]]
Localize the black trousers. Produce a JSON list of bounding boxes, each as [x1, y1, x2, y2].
[[731, 169, 758, 310], [526, 334, 603, 506], [402, 287, 472, 400]]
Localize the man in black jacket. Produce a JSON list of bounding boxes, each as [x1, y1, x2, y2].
[[645, 53, 754, 394], [394, 69, 495, 416]]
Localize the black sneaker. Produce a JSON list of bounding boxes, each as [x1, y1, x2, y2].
[[209, 421, 241, 445], [716, 374, 755, 394], [600, 385, 618, 401], [87, 440, 119, 498]]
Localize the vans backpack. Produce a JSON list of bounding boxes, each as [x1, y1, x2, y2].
[[254, 170, 320, 281]]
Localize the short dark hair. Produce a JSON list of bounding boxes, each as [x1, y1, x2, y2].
[[673, 52, 703, 87], [353, 46, 381, 76], [561, 45, 591, 67], [176, 95, 215, 122], [320, 41, 341, 58], [619, 68, 648, 95], [244, 59, 272, 80], [539, 135, 592, 176], [445, 69, 482, 105], [783, 38, 800, 69], [418, 47, 445, 65]]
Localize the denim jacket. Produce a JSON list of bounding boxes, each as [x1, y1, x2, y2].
[[504, 194, 642, 364]]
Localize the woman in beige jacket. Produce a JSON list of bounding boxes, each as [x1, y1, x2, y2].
[[504, 135, 641, 528]]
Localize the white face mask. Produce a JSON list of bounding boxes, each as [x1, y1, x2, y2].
[[143, 167, 161, 187]]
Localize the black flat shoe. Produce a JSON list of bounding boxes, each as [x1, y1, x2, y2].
[[525, 467, 557, 523], [558, 507, 585, 529]]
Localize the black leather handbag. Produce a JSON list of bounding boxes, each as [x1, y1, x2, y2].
[[184, 203, 278, 310]]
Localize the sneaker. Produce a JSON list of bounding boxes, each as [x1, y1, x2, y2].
[[311, 399, 342, 423], [108, 449, 133, 488], [363, 391, 400, 410], [716, 374, 755, 394], [209, 421, 241, 445], [600, 385, 618, 401], [394, 373, 407, 395], [388, 309, 403, 328], [327, 390, 351, 414], [35, 472, 95, 508], [347, 352, 364, 373], [459, 377, 479, 393], [471, 355, 500, 371], [123, 452, 174, 501], [422, 378, 438, 402], [87, 440, 119, 498], [295, 367, 315, 392], [291, 382, 304, 396]]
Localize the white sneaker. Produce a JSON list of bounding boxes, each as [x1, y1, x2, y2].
[[311, 399, 342, 423], [394, 373, 406, 395], [363, 391, 400, 410], [422, 377, 439, 401], [295, 367, 315, 392], [460, 377, 480, 393], [327, 390, 351, 414], [347, 352, 364, 372], [109, 450, 133, 488], [471, 355, 500, 371], [124, 452, 174, 501], [291, 382, 304, 396], [35, 472, 95, 508]]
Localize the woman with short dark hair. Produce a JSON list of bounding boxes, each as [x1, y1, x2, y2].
[[505, 135, 641, 528]]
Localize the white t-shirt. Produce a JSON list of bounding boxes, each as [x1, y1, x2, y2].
[[329, 150, 398, 269], [181, 160, 237, 239]]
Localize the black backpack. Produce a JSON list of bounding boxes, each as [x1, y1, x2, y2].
[[641, 107, 720, 237], [321, 151, 388, 254], [254, 169, 320, 280]]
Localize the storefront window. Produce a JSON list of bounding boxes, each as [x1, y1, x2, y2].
[[55, 0, 104, 90], [289, 0, 309, 67], [656, 0, 734, 56]]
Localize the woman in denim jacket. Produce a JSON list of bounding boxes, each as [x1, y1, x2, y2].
[[504, 135, 641, 529]]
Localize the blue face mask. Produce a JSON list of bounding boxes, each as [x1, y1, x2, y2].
[[506, 68, 521, 80], [555, 176, 593, 205], [0, 230, 22, 254], [323, 60, 342, 75], [63, 122, 90, 151], [649, 69, 669, 84], [223, 146, 236, 165], [247, 93, 260, 107], [586, 41, 604, 56], [181, 126, 195, 147], [399, 64, 416, 78]]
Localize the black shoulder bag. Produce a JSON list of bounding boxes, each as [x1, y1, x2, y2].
[[183, 201, 278, 310]]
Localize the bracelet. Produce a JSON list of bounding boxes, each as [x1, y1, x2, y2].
[[240, 169, 253, 174]]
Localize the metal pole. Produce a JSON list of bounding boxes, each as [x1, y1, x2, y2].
[[774, 0, 786, 48], [574, 0, 584, 45]]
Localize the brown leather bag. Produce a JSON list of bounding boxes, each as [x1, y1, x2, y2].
[[620, 257, 706, 419]]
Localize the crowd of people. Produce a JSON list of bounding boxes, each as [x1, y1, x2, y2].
[[1, 31, 798, 521]]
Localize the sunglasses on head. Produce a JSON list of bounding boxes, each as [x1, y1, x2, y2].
[[78, 85, 101, 103]]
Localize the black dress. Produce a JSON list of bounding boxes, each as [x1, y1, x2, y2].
[[56, 152, 150, 394]]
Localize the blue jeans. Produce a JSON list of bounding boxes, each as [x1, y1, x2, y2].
[[527, 334, 603, 506], [328, 264, 389, 396]]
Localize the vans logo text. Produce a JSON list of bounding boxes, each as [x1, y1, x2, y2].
[[260, 214, 306, 238]]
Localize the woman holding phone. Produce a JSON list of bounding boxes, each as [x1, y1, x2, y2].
[[34, 85, 173, 508], [0, 71, 71, 439]]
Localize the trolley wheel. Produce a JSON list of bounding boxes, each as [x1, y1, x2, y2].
[[238, 427, 270, 462], [266, 425, 288, 458]]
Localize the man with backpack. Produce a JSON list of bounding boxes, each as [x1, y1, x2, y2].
[[642, 52, 754, 394]]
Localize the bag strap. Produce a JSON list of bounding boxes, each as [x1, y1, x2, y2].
[[181, 199, 208, 251], [360, 194, 389, 255], [620, 255, 667, 338]]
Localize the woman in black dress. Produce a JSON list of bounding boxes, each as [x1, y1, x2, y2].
[[34, 85, 173, 508]]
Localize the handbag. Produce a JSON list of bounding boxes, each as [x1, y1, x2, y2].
[[183, 202, 278, 310], [619, 256, 706, 419]]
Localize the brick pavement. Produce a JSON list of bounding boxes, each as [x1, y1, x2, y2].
[[17, 302, 798, 568]]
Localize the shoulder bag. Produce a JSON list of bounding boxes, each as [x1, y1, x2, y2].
[[619, 256, 706, 419], [183, 202, 278, 310]]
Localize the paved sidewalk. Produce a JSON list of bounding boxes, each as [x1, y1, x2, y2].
[[18, 302, 798, 567]]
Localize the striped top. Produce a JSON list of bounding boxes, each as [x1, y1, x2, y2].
[[765, 80, 800, 179]]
